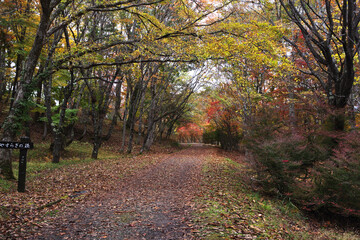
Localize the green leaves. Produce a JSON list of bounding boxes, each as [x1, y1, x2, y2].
[[38, 105, 79, 129]]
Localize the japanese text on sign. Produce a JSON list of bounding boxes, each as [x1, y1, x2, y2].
[[0, 142, 34, 149]]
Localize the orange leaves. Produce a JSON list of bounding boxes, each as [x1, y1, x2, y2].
[[206, 100, 221, 122], [176, 123, 203, 142]]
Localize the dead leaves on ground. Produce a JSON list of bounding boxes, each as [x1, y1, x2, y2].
[[191, 155, 359, 240], [0, 152, 166, 239]]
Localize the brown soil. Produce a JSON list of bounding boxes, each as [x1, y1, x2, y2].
[[31, 144, 213, 240]]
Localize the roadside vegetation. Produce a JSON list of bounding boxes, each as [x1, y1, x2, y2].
[[194, 154, 360, 239], [1, 135, 359, 238]]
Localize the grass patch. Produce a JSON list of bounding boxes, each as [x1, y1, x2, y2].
[[3, 141, 120, 192], [45, 209, 60, 217], [0, 178, 16, 193], [193, 156, 359, 239], [0, 206, 10, 221]]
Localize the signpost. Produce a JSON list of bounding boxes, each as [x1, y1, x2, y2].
[[0, 136, 34, 192]]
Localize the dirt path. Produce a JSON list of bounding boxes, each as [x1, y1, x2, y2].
[[34, 144, 214, 240]]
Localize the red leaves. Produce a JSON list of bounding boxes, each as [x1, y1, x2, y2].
[[176, 123, 203, 142]]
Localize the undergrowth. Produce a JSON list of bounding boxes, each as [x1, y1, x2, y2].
[[193, 156, 359, 239]]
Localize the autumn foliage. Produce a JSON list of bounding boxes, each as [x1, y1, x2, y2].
[[176, 123, 203, 143], [245, 88, 360, 218]]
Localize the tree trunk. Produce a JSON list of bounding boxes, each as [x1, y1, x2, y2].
[[34, 76, 43, 122], [120, 89, 130, 152], [9, 55, 23, 110], [91, 137, 101, 159], [52, 85, 73, 163], [52, 133, 63, 163], [136, 93, 146, 144], [105, 79, 122, 141], [126, 82, 144, 153], [141, 123, 156, 153], [0, 0, 54, 179], [141, 91, 157, 153], [0, 133, 15, 179], [0, 47, 6, 102]]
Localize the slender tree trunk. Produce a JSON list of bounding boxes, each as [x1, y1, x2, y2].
[[127, 82, 144, 153], [141, 91, 157, 153], [52, 83, 73, 163], [120, 89, 130, 152], [9, 55, 23, 110], [65, 83, 86, 147], [42, 121, 48, 140], [105, 79, 122, 140], [90, 69, 118, 159], [166, 122, 175, 139], [136, 93, 146, 144], [0, 47, 6, 102], [52, 27, 75, 163], [157, 119, 166, 140], [34, 76, 43, 122]]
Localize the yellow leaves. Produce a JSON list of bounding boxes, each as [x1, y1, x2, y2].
[[53, 70, 71, 87], [354, 76, 360, 86]]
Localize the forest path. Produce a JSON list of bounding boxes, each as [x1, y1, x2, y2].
[[35, 144, 213, 240]]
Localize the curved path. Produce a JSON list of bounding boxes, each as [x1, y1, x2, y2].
[[35, 144, 214, 239]]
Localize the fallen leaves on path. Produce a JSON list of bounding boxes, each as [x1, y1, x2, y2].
[[1, 144, 359, 239], [0, 150, 167, 239]]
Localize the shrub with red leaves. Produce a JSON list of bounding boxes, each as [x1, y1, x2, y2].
[[245, 93, 360, 218]]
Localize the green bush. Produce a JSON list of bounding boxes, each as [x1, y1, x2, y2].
[[203, 129, 219, 145], [203, 127, 242, 150], [312, 132, 360, 216], [246, 129, 360, 218]]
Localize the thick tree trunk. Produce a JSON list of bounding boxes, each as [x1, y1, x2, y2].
[[0, 1, 54, 178], [0, 133, 15, 179], [52, 133, 63, 163], [141, 123, 156, 153], [91, 137, 101, 159]]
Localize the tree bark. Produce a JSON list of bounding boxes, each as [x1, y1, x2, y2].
[[0, 0, 55, 179], [105, 78, 123, 141], [120, 88, 130, 152], [279, 0, 359, 131]]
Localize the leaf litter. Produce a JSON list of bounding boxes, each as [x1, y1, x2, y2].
[[1, 144, 359, 239]]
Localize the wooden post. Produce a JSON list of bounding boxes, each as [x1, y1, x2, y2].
[[0, 137, 33, 192], [18, 137, 30, 192]]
